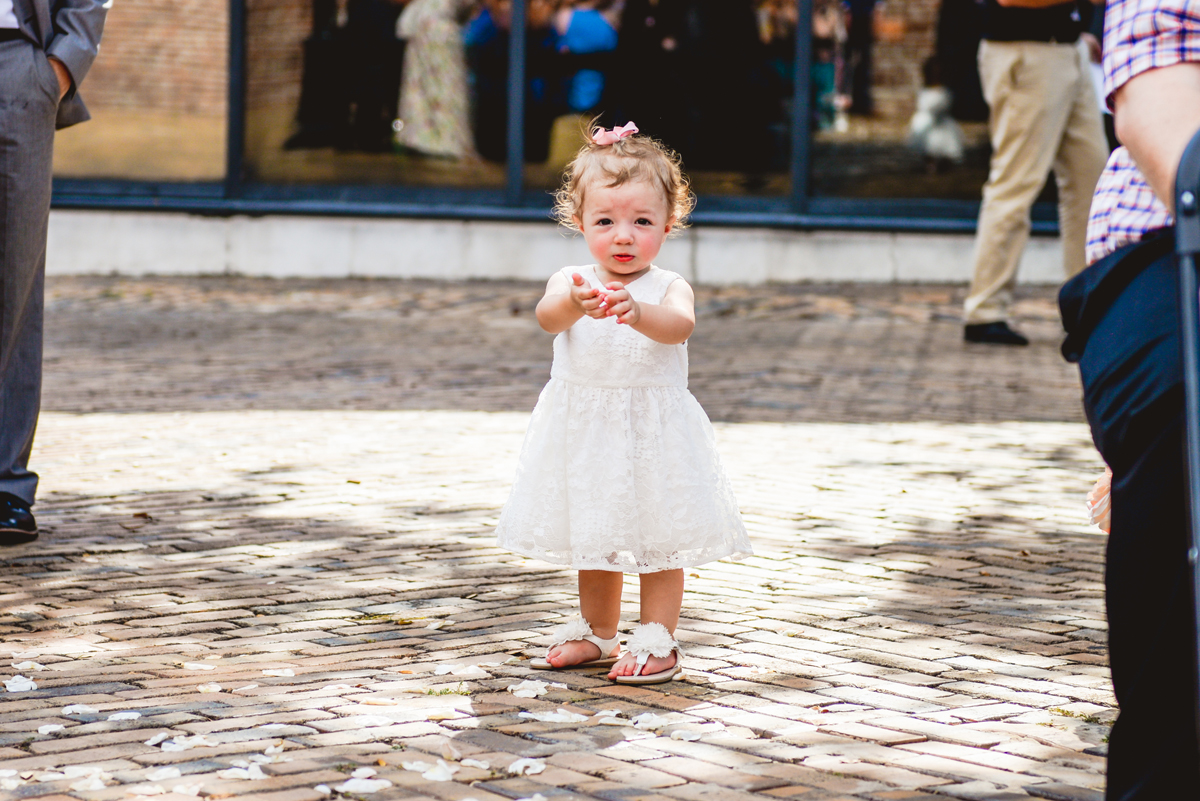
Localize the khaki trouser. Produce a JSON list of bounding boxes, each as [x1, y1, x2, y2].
[[964, 39, 1108, 325]]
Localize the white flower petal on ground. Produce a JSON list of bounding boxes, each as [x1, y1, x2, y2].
[[4, 675, 36, 692], [264, 741, 286, 754], [506, 679, 549, 698], [420, 760, 458, 781], [351, 768, 377, 778], [183, 663, 215, 671], [108, 711, 142, 721], [161, 734, 216, 751], [262, 668, 295, 677], [146, 767, 182, 782], [400, 761, 430, 773], [215, 764, 266, 780], [518, 708, 588, 723], [670, 730, 701, 741], [460, 759, 489, 770], [62, 704, 97, 715], [34, 771, 67, 781], [172, 784, 202, 796], [69, 776, 108, 791], [314, 785, 331, 796], [596, 715, 631, 726], [516, 794, 549, 801], [507, 758, 546, 776], [12, 661, 44, 671], [233, 683, 259, 692], [631, 713, 668, 730], [433, 664, 489, 677], [439, 738, 461, 761], [478, 657, 515, 666], [143, 732, 171, 746], [334, 778, 392, 793], [197, 683, 222, 693], [37, 724, 64, 734], [129, 784, 166, 795]]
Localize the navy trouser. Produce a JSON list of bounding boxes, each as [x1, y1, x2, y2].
[[1062, 230, 1200, 799]]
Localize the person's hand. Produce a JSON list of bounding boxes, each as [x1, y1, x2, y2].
[[1080, 32, 1101, 64], [48, 56, 70, 100], [601, 282, 640, 325], [568, 273, 607, 318], [1086, 466, 1112, 533]]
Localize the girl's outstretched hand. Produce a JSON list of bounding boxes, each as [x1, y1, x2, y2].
[[569, 272, 608, 319], [601, 282, 641, 325]]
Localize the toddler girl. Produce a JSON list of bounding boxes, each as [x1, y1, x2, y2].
[[494, 122, 753, 684]]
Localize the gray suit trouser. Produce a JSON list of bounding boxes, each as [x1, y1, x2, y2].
[[0, 36, 58, 505]]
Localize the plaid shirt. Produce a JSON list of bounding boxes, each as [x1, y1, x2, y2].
[[1086, 0, 1200, 263]]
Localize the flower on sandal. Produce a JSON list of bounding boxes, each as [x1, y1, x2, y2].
[[625, 622, 679, 659], [548, 616, 594, 647]]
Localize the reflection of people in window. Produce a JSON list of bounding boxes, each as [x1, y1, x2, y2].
[[553, 1, 622, 114], [395, 0, 478, 158], [613, 0, 685, 150], [811, 0, 847, 131], [464, 0, 559, 163]]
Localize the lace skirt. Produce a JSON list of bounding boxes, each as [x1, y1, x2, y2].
[[495, 378, 753, 572]]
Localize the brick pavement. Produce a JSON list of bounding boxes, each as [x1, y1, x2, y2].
[[0, 277, 1110, 801]]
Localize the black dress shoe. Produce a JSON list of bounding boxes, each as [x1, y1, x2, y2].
[[0, 492, 37, 545], [964, 321, 1029, 346]]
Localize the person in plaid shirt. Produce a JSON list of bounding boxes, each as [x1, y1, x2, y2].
[[1060, 1, 1200, 796]]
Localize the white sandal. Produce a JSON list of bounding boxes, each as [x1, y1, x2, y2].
[[613, 622, 683, 685], [530, 615, 621, 670]]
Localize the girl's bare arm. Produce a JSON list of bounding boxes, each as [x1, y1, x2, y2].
[[536, 271, 606, 334], [604, 279, 696, 345]]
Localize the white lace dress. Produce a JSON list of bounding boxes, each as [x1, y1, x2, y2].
[[495, 265, 753, 572]]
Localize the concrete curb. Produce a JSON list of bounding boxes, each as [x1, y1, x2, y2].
[[48, 210, 1068, 285]]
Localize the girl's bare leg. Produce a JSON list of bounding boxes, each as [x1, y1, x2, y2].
[[609, 569, 684, 678], [546, 570, 623, 668]]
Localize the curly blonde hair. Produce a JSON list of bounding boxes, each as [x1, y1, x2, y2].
[[552, 126, 695, 235]]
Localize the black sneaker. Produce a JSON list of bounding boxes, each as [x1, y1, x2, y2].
[[964, 321, 1029, 346], [0, 492, 37, 545]]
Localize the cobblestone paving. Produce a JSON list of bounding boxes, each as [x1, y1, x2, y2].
[[1, 277, 1110, 801]]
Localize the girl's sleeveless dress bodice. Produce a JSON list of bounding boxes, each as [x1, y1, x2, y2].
[[495, 265, 752, 572]]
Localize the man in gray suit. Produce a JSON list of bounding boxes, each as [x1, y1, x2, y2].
[[0, 0, 106, 545]]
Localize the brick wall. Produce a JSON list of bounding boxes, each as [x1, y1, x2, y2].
[[246, 0, 309, 111], [872, 0, 941, 120], [82, 0, 228, 116]]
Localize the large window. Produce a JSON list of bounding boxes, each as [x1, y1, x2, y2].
[[52, 0, 1072, 233], [54, 0, 228, 181]]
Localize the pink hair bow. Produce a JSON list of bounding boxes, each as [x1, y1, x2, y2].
[[592, 121, 639, 146]]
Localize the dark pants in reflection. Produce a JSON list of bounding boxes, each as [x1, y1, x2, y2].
[[1060, 230, 1200, 800], [846, 0, 875, 115], [676, 0, 771, 172]]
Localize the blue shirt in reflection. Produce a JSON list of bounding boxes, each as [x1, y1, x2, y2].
[[558, 9, 618, 111]]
